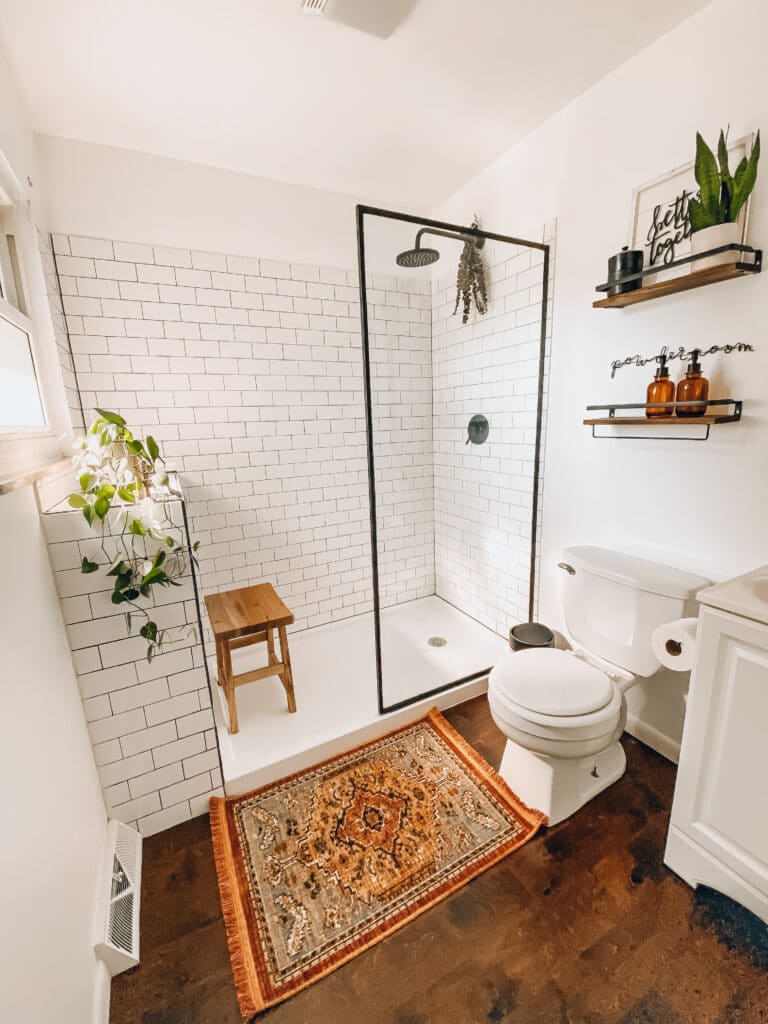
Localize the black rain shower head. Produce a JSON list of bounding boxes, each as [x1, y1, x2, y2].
[[395, 225, 485, 269], [396, 245, 440, 267]]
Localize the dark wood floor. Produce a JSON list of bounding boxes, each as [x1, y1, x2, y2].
[[111, 697, 768, 1024]]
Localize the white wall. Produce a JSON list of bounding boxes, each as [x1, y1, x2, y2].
[[433, 0, 768, 757], [0, 46, 36, 197], [0, 486, 108, 1024], [36, 135, 376, 271], [1, 49, 108, 1024]]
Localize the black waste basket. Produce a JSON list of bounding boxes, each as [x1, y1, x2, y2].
[[509, 622, 554, 652]]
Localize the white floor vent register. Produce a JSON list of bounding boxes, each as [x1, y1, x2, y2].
[[94, 819, 142, 975]]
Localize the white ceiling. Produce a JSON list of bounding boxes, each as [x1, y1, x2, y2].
[[0, 0, 712, 210]]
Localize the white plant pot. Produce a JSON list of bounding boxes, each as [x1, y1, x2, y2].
[[689, 222, 741, 272]]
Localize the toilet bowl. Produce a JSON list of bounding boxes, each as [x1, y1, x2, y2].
[[488, 547, 709, 825], [489, 648, 629, 823]]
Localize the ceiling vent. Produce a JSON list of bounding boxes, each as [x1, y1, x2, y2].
[[300, 0, 416, 37]]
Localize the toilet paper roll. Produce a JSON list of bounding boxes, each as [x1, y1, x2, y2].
[[651, 617, 699, 672]]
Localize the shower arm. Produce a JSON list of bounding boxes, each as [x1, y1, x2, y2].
[[414, 227, 486, 251]]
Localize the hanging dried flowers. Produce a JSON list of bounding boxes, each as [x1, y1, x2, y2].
[[453, 225, 488, 324]]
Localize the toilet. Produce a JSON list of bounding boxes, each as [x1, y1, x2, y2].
[[488, 546, 709, 825]]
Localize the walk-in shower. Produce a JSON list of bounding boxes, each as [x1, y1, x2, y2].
[[357, 205, 551, 714]]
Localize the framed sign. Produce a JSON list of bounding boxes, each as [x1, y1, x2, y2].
[[628, 134, 754, 281]]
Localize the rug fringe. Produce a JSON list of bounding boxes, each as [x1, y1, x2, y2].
[[209, 797, 264, 1018]]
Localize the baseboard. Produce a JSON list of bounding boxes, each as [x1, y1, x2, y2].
[[625, 712, 680, 764], [92, 959, 111, 1024]]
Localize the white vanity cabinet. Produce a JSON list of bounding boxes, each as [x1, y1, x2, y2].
[[664, 567, 768, 924]]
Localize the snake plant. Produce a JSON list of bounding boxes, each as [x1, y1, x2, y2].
[[688, 129, 761, 233]]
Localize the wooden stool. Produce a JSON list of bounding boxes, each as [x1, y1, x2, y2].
[[204, 583, 296, 735]]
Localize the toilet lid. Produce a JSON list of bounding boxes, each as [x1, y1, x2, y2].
[[491, 649, 614, 717]]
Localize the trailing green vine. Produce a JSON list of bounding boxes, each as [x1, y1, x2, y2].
[[68, 408, 200, 660]]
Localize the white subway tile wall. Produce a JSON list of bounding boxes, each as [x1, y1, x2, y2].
[[52, 235, 375, 644], [42, 500, 222, 837], [431, 225, 556, 636], [368, 272, 435, 606]]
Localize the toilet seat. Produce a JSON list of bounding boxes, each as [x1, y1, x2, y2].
[[488, 648, 625, 759], [491, 648, 614, 716]]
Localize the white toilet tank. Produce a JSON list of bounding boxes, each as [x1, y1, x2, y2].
[[559, 546, 710, 677]]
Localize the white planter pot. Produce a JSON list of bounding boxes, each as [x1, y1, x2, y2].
[[689, 222, 740, 272]]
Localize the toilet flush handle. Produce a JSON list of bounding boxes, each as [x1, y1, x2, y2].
[[557, 562, 576, 575]]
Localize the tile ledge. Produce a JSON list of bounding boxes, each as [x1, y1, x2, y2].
[[0, 458, 72, 497]]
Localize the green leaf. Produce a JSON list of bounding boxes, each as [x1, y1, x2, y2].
[[78, 472, 96, 492], [95, 408, 125, 428], [81, 556, 99, 574], [147, 435, 159, 462], [731, 130, 760, 223], [68, 493, 87, 508], [129, 519, 146, 536], [192, 540, 202, 551], [97, 484, 116, 499], [140, 567, 167, 587], [111, 591, 126, 604], [140, 620, 158, 643], [717, 130, 732, 187], [123, 588, 140, 601], [82, 504, 94, 525], [107, 558, 129, 577], [687, 196, 715, 233], [94, 497, 110, 519], [694, 131, 722, 222], [127, 439, 146, 458], [117, 484, 138, 503]]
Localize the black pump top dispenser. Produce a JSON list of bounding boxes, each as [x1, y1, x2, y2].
[[655, 354, 669, 378], [687, 348, 702, 372]]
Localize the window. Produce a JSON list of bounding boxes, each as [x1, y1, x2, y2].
[[0, 184, 69, 482]]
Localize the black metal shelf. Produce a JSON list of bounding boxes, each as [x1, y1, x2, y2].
[[594, 244, 762, 308], [584, 398, 742, 440]]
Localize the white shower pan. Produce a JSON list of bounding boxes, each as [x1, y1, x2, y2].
[[212, 595, 508, 794]]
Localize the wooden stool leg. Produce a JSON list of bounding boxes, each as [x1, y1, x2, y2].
[[215, 638, 225, 686], [277, 624, 297, 713], [266, 628, 276, 666], [221, 638, 239, 734]]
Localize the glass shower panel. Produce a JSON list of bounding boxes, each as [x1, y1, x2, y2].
[[357, 208, 549, 713]]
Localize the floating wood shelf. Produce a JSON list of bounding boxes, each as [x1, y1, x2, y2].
[[584, 415, 723, 426], [594, 244, 762, 309], [584, 399, 742, 440]]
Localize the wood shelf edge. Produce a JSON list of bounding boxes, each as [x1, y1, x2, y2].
[[593, 261, 759, 309], [583, 416, 719, 426]]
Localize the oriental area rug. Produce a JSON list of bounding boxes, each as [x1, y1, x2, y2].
[[209, 708, 546, 1016]]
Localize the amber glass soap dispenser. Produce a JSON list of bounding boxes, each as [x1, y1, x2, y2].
[[646, 354, 675, 418], [675, 348, 709, 417]]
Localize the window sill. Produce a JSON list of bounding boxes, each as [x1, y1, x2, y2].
[[0, 456, 72, 496]]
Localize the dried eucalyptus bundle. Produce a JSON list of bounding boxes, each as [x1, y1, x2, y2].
[[453, 236, 488, 324]]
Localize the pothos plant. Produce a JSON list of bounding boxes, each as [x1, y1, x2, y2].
[[68, 409, 200, 660], [688, 128, 761, 232], [453, 223, 488, 324]]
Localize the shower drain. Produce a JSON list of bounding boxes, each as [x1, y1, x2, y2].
[[427, 636, 447, 647]]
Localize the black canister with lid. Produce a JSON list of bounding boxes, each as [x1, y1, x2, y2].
[[607, 246, 644, 296]]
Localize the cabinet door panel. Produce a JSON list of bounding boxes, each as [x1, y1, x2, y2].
[[672, 608, 768, 890]]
